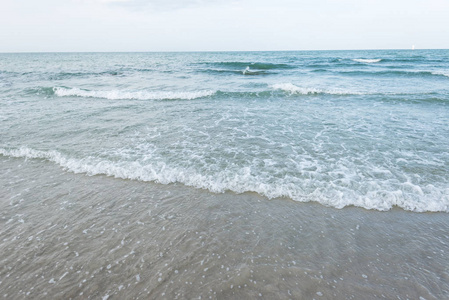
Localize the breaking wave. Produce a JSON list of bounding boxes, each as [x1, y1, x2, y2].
[[431, 71, 449, 78], [198, 61, 295, 70], [352, 58, 382, 63], [271, 83, 363, 95], [52, 87, 216, 100], [2, 146, 448, 213]]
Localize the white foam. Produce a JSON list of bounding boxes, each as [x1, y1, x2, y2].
[[352, 58, 382, 63], [272, 83, 361, 95], [53, 87, 215, 100], [1, 147, 448, 213], [431, 71, 449, 78]]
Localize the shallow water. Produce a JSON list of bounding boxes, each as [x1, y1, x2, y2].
[[1, 158, 448, 299]]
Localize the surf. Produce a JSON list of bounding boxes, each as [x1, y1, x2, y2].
[[52, 87, 216, 100]]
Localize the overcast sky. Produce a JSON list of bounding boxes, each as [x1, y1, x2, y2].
[[1, 0, 449, 52]]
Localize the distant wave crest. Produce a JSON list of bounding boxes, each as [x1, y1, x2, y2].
[[339, 70, 449, 79], [200, 61, 294, 70], [431, 71, 449, 78], [352, 58, 382, 63], [196, 61, 294, 76], [53, 87, 216, 100], [272, 83, 363, 95]]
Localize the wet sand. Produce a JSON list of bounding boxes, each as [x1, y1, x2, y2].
[[1, 157, 448, 299]]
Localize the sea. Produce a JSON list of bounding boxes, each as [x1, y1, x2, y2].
[[1, 50, 448, 299]]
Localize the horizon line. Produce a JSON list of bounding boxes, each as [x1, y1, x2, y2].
[[0, 48, 446, 54]]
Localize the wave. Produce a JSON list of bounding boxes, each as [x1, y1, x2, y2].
[[199, 68, 271, 76], [330, 70, 449, 79], [306, 57, 445, 68], [381, 57, 445, 63], [48, 71, 122, 80], [431, 71, 449, 78], [270, 84, 446, 100], [194, 61, 294, 76], [352, 59, 382, 63], [1, 146, 448, 213], [2, 68, 169, 82], [27, 85, 446, 102], [198, 61, 295, 70], [52, 87, 216, 100], [242, 67, 271, 75], [28, 86, 359, 100], [271, 83, 363, 95]]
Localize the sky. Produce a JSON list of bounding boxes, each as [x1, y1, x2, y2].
[[1, 0, 449, 52]]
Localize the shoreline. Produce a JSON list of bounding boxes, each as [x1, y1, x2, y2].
[[1, 157, 448, 299]]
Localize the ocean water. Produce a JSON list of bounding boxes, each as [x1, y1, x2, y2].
[[1, 50, 449, 299], [1, 50, 448, 212]]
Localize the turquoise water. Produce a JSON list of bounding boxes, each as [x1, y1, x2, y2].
[[1, 50, 449, 211]]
